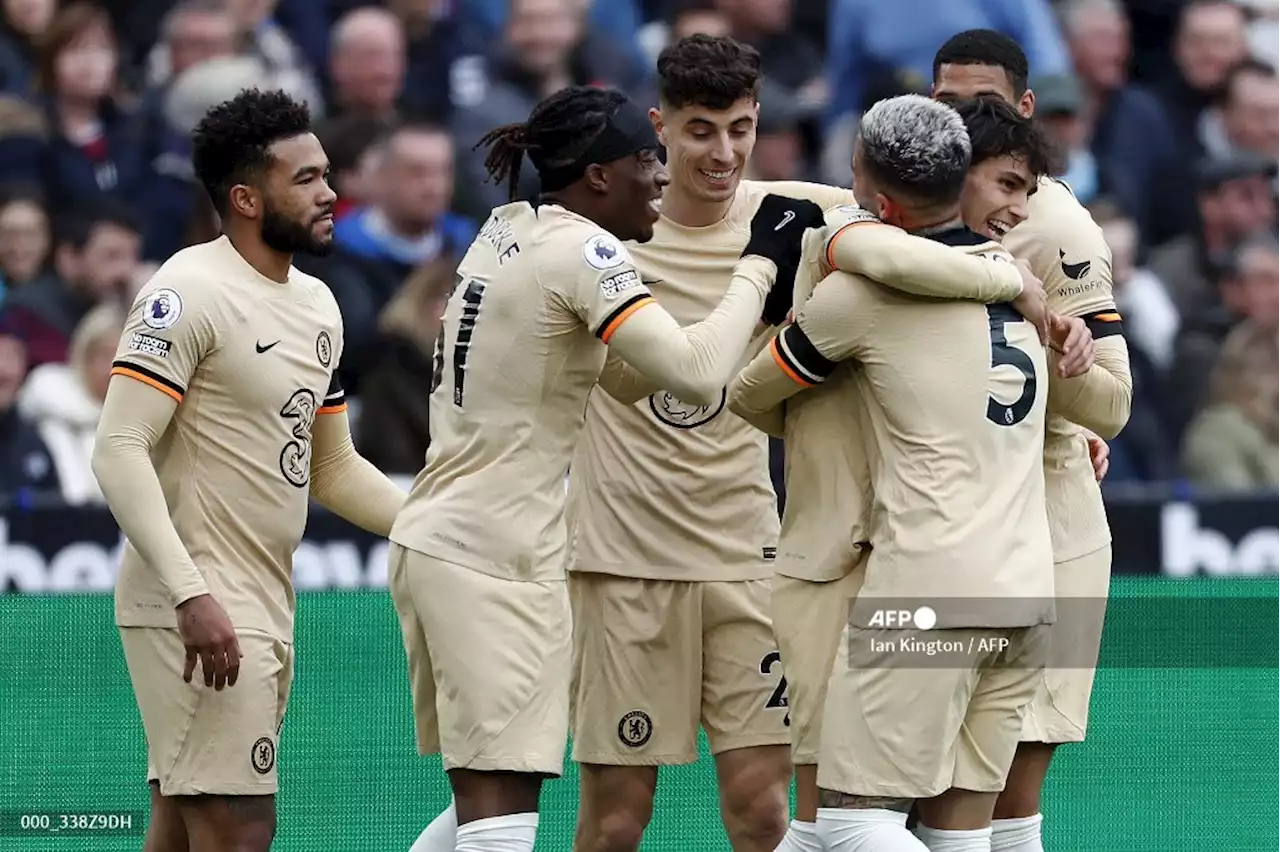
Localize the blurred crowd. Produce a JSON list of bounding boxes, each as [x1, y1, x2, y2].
[[0, 0, 1275, 508]]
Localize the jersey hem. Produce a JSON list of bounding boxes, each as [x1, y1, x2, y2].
[[567, 562, 776, 582]]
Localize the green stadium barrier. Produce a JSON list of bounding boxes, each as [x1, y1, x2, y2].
[[2, 576, 1275, 851]]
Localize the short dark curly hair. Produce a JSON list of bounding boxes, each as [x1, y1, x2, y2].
[[657, 34, 761, 111], [192, 88, 314, 217], [953, 96, 1055, 178], [933, 30, 1029, 95]]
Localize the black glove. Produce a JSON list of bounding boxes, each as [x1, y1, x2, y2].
[[742, 194, 825, 325]]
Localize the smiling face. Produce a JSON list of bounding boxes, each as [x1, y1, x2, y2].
[[651, 95, 758, 204], [596, 148, 670, 243], [961, 153, 1035, 241]]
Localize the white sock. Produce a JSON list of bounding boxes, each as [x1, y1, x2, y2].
[[817, 807, 929, 851], [453, 812, 539, 852], [912, 824, 992, 852], [990, 815, 1043, 852], [775, 819, 824, 852], [408, 799, 457, 851]]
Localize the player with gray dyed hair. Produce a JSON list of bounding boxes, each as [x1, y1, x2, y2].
[[856, 95, 973, 216]]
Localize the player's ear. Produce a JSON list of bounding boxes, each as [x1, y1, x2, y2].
[[583, 162, 610, 195], [873, 192, 897, 225], [649, 107, 667, 148], [229, 184, 259, 220], [1019, 89, 1035, 118]]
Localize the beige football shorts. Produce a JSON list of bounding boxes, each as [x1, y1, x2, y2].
[[818, 622, 1048, 800], [569, 573, 789, 765], [120, 626, 293, 797], [771, 569, 864, 765], [387, 544, 571, 775], [1023, 545, 1112, 744]]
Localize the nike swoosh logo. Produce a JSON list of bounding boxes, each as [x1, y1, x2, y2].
[[775, 211, 796, 231], [256, 340, 280, 353]]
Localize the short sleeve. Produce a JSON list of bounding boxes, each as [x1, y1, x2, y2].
[[110, 281, 216, 403], [563, 231, 656, 343]]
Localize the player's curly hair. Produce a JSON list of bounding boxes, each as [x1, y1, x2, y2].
[[657, 34, 761, 110], [474, 86, 629, 203], [953, 96, 1055, 179], [933, 30, 1030, 95], [191, 88, 313, 217]]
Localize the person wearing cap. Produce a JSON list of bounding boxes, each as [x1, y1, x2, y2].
[[1148, 151, 1277, 318]]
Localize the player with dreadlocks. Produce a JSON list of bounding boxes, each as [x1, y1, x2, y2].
[[385, 85, 821, 852]]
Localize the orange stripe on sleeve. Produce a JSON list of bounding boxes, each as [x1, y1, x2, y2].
[[1093, 312, 1122, 322], [110, 366, 183, 403], [599, 296, 656, 344], [825, 220, 880, 270], [769, 337, 815, 387], [317, 402, 348, 415]]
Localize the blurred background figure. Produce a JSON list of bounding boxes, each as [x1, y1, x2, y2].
[[1179, 317, 1279, 492], [0, 318, 60, 499], [0, 202, 138, 367], [0, 188, 50, 300], [16, 300, 121, 503]]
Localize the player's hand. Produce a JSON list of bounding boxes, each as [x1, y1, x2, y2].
[[1084, 429, 1110, 482], [176, 594, 242, 690], [1048, 313, 1095, 378], [1011, 260, 1049, 344], [743, 195, 825, 325]]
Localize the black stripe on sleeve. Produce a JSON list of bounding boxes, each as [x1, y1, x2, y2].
[[324, 371, 344, 404], [1083, 311, 1126, 339], [111, 359, 186, 397], [777, 323, 838, 384], [594, 292, 651, 340]]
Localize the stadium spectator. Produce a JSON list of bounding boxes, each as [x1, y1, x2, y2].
[[1093, 199, 1180, 371], [821, 0, 1069, 183], [1148, 153, 1275, 317], [1032, 73, 1101, 203], [1167, 232, 1279, 438], [0, 4, 160, 240], [0, 0, 54, 95], [746, 80, 807, 181], [136, 1, 238, 261], [221, 0, 321, 113], [637, 0, 732, 66], [1179, 318, 1279, 492], [141, 0, 237, 89], [16, 300, 120, 504], [1088, 198, 1180, 483], [461, 0, 648, 74], [721, 0, 824, 104], [0, 320, 59, 499], [1060, 0, 1179, 240], [1199, 58, 1280, 163], [353, 256, 454, 474], [382, 0, 471, 123], [297, 122, 472, 393], [1157, 0, 1251, 145], [315, 114, 390, 221], [0, 201, 139, 368], [451, 0, 652, 218], [0, 188, 49, 297], [325, 7, 406, 124]]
